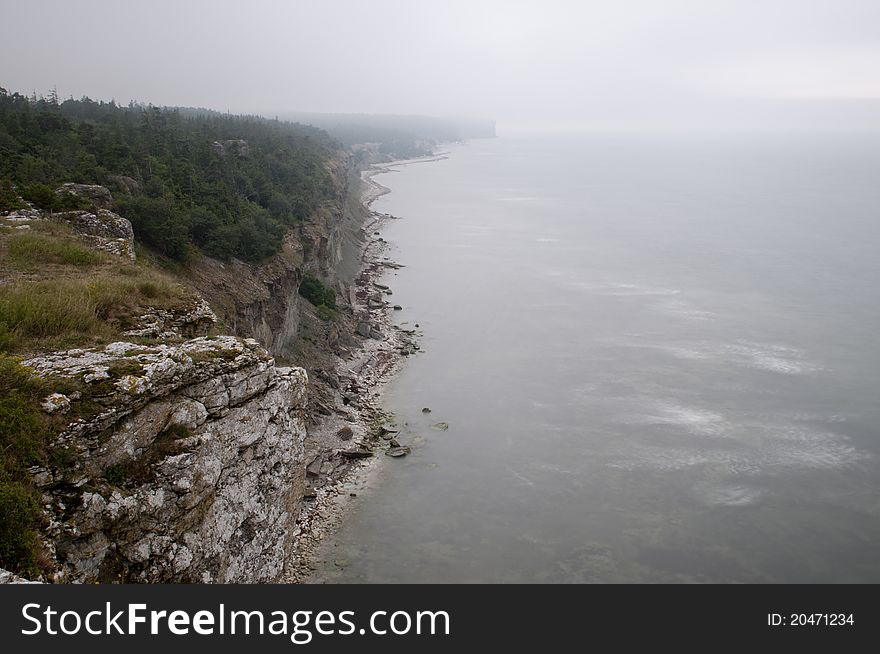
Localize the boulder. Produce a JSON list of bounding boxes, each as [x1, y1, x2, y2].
[[51, 209, 136, 261], [355, 322, 371, 338], [306, 456, 323, 478], [54, 183, 114, 210]]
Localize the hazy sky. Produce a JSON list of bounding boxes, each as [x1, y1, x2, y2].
[[3, 0, 880, 128]]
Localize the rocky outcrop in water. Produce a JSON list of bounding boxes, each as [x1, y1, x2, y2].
[[23, 336, 308, 583]]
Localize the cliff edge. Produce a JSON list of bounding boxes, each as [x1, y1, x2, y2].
[[23, 336, 307, 583]]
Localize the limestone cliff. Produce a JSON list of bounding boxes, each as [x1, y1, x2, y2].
[[3, 150, 370, 584], [23, 336, 307, 583]]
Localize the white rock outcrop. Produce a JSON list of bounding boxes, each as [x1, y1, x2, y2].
[[122, 298, 218, 339], [1, 201, 136, 262], [0, 568, 41, 584], [23, 336, 308, 583], [51, 208, 136, 261]]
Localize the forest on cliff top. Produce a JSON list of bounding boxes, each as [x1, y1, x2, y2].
[[0, 88, 339, 262]]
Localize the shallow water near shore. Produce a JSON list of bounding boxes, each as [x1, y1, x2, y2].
[[312, 130, 880, 583]]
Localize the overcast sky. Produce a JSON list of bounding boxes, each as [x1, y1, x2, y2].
[[3, 0, 880, 129]]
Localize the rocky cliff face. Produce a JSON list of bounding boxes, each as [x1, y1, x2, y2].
[[23, 336, 307, 583], [184, 153, 366, 360], [5, 152, 368, 584]]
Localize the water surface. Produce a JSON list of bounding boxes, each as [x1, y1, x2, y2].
[[315, 130, 880, 583]]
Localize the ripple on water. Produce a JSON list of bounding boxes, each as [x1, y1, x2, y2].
[[692, 481, 765, 507], [651, 298, 716, 320], [620, 401, 729, 437], [598, 283, 682, 297], [723, 340, 823, 375], [560, 280, 683, 297], [616, 337, 823, 376], [607, 415, 866, 477]]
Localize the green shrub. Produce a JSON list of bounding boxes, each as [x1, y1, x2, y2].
[[0, 179, 24, 213], [54, 191, 91, 211], [298, 272, 336, 309], [104, 464, 127, 486], [316, 304, 337, 321], [16, 183, 90, 212], [19, 183, 56, 211]]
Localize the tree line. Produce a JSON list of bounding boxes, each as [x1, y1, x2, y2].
[[0, 88, 340, 262]]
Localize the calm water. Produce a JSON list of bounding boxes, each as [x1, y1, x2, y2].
[[314, 130, 880, 583]]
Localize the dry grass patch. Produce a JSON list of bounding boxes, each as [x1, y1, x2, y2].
[[0, 270, 194, 354], [8, 233, 105, 267]]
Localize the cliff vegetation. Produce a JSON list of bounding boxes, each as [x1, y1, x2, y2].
[[0, 88, 337, 262]]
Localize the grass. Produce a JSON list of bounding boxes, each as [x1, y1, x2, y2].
[[0, 271, 193, 354], [315, 304, 337, 321], [106, 359, 145, 377], [7, 233, 105, 267], [0, 356, 52, 576], [0, 219, 195, 353]]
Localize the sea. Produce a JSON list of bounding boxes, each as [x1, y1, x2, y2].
[[312, 128, 880, 583]]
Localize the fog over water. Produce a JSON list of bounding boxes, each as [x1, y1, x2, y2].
[[313, 131, 880, 582], [4, 1, 880, 129]]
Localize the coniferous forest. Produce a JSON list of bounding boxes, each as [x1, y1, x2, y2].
[[0, 88, 339, 262]]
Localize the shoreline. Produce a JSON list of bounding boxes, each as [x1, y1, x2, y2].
[[282, 151, 447, 583]]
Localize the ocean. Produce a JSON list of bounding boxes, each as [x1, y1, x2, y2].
[[313, 129, 880, 582]]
